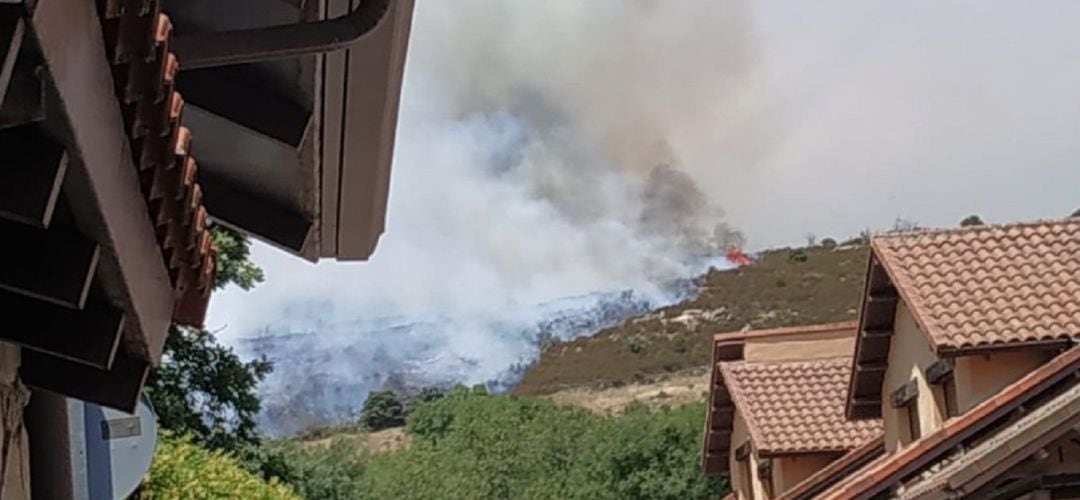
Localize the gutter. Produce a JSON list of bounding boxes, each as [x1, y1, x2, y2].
[[172, 0, 392, 69]]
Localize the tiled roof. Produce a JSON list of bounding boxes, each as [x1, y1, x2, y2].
[[901, 380, 1080, 499], [872, 219, 1080, 351], [703, 321, 860, 473], [98, 1, 216, 326], [720, 357, 882, 455], [820, 346, 1080, 500], [776, 436, 885, 500]]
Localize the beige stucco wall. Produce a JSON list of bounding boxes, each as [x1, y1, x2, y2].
[[0, 342, 29, 500], [953, 350, 1050, 415], [772, 453, 836, 495], [882, 301, 945, 453], [744, 329, 855, 363], [729, 410, 770, 500]]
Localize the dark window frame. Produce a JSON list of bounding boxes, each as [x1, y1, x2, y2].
[[891, 379, 921, 443], [926, 359, 960, 418]]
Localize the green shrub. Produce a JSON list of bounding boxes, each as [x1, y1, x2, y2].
[[142, 434, 298, 500], [257, 438, 368, 500], [362, 392, 727, 499], [820, 237, 837, 249], [959, 214, 984, 227], [360, 390, 406, 431], [625, 335, 650, 353], [788, 249, 808, 263]]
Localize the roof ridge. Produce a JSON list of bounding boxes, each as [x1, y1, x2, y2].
[[713, 320, 859, 342], [871, 217, 1080, 243], [723, 356, 851, 368]]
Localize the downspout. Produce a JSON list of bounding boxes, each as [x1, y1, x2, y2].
[[172, 0, 392, 70]]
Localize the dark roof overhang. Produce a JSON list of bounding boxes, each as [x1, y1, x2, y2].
[[166, 0, 414, 261]]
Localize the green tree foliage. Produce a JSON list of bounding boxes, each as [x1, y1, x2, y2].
[[960, 214, 985, 227], [359, 392, 727, 499], [146, 225, 271, 453], [141, 434, 298, 499], [820, 237, 838, 249], [210, 225, 265, 291], [254, 438, 368, 500], [360, 390, 406, 431], [146, 327, 271, 453], [409, 386, 447, 410]]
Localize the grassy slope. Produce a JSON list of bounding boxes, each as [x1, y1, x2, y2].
[[513, 245, 870, 396]]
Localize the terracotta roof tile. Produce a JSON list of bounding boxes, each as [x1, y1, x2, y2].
[[871, 219, 1080, 350], [776, 436, 885, 500], [99, 3, 215, 326], [820, 346, 1080, 500], [720, 356, 882, 455], [901, 380, 1080, 499]]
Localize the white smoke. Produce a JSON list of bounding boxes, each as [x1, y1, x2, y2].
[[211, 0, 758, 339], [209, 1, 1080, 429]]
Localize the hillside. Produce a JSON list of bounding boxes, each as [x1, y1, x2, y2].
[[513, 244, 870, 395]]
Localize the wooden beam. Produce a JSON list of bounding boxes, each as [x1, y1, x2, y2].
[[200, 174, 312, 253], [175, 66, 311, 147], [850, 397, 882, 419], [0, 8, 24, 107], [29, 0, 176, 362], [890, 379, 919, 408], [0, 124, 68, 227], [0, 217, 99, 309], [21, 345, 147, 413], [0, 56, 46, 130], [335, 0, 413, 260], [0, 290, 123, 369]]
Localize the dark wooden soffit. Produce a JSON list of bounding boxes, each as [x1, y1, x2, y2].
[[0, 217, 98, 309], [847, 252, 898, 420], [0, 289, 122, 369], [200, 174, 312, 254], [0, 124, 68, 227], [27, 0, 176, 362], [702, 339, 745, 474], [21, 346, 148, 413]]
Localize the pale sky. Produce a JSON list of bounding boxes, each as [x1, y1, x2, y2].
[[209, 1, 1080, 342]]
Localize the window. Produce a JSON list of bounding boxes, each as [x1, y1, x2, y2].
[[904, 401, 922, 441], [926, 359, 959, 419], [939, 376, 959, 418], [735, 441, 755, 500], [891, 379, 921, 443], [758, 458, 774, 498]]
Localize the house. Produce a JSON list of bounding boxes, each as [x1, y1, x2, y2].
[[0, 0, 414, 498], [705, 218, 1080, 499], [702, 322, 884, 498]]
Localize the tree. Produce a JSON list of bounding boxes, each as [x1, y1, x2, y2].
[[142, 433, 298, 499], [146, 327, 271, 452], [145, 225, 271, 454], [210, 225, 265, 291], [1071, 208, 1080, 218], [960, 214, 985, 227], [820, 237, 838, 249], [360, 390, 407, 431]]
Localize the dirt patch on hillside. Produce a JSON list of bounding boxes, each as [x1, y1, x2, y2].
[[543, 367, 710, 414], [302, 427, 411, 455]]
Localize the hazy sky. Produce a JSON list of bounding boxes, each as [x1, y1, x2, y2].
[[209, 1, 1080, 342]]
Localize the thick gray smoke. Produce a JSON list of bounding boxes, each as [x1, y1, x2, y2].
[[212, 0, 759, 334], [209, 1, 758, 431], [211, 1, 1080, 432]]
